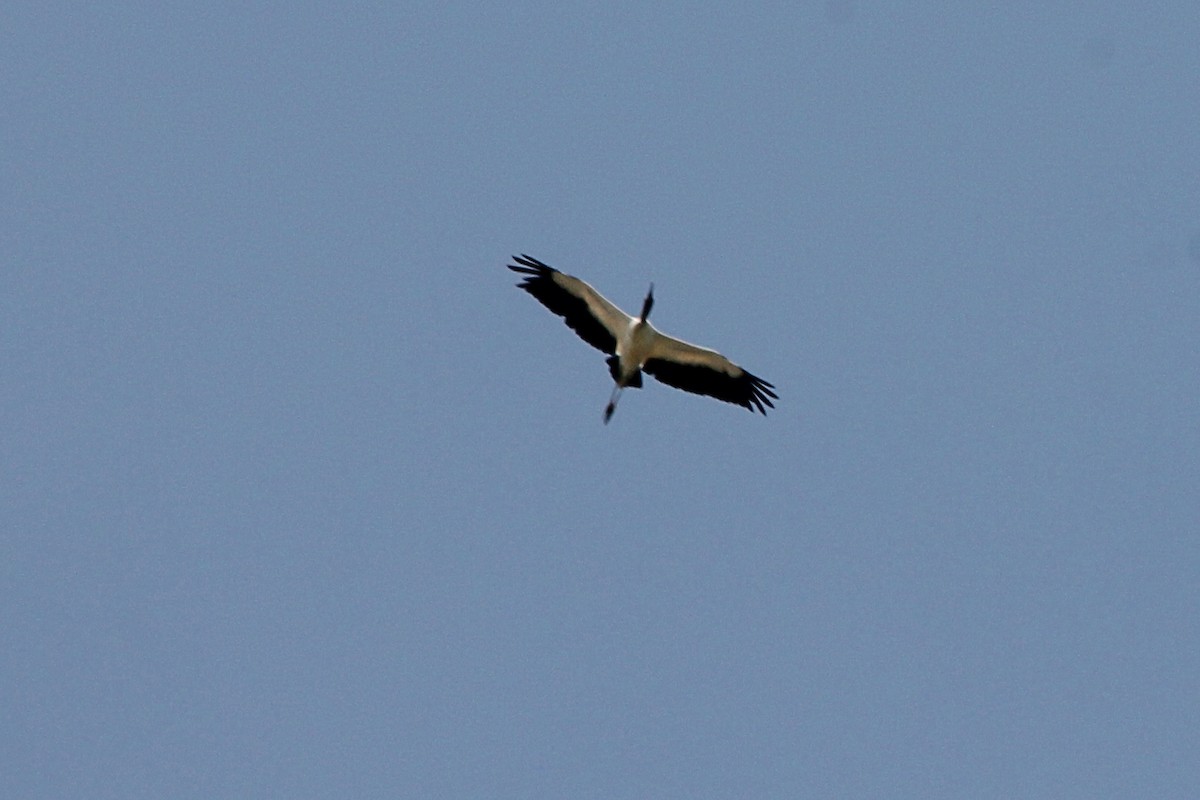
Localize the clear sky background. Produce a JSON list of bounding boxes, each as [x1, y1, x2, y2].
[[4, 4, 1198, 798]]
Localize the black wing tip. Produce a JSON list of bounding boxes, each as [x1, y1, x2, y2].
[[508, 254, 554, 275], [746, 371, 777, 394], [745, 395, 773, 415], [744, 371, 777, 415]]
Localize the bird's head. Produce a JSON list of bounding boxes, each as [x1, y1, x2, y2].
[[640, 283, 654, 321]]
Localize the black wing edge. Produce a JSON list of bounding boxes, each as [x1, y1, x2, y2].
[[507, 254, 617, 355], [643, 358, 778, 415]]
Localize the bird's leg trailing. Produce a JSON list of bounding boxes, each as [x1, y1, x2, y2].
[[604, 384, 624, 424]]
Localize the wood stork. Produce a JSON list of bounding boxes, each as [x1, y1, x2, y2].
[[508, 254, 777, 423]]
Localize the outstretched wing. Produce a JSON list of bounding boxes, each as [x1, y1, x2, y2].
[[642, 332, 777, 415], [508, 255, 631, 355]]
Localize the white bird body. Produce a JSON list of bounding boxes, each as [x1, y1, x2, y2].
[[508, 255, 777, 423], [615, 318, 656, 383]]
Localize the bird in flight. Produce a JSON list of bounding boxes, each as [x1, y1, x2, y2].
[[508, 254, 777, 424]]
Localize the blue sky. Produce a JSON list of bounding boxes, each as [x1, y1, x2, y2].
[[3, 4, 1198, 797]]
